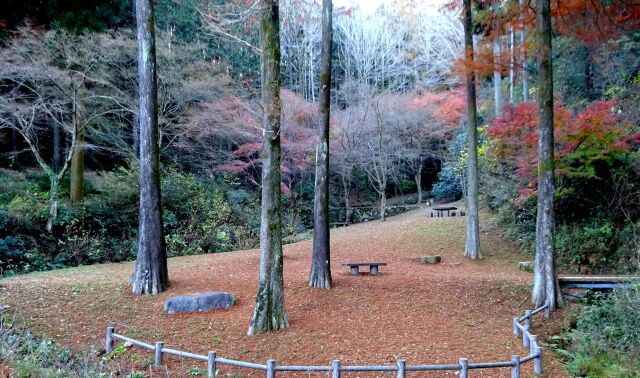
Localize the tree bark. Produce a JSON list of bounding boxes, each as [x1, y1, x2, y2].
[[509, 27, 515, 103], [463, 0, 481, 260], [492, 11, 503, 117], [309, 0, 333, 290], [131, 0, 169, 295], [53, 124, 62, 173], [70, 100, 85, 203], [415, 171, 422, 205], [248, 0, 290, 335], [520, 0, 529, 102], [532, 0, 563, 314]]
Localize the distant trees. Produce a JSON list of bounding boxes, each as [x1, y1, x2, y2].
[[309, 0, 333, 289], [248, 0, 290, 335], [130, 0, 169, 295]]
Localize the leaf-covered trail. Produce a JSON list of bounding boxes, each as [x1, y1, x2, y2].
[[1, 208, 567, 376]]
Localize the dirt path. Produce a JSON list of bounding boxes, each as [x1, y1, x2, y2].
[[0, 208, 567, 377]]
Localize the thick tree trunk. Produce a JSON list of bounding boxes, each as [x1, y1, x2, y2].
[[309, 0, 333, 290], [131, 0, 169, 295], [70, 104, 85, 203], [520, 0, 529, 102], [248, 0, 290, 335], [532, 0, 563, 315], [463, 0, 481, 260]]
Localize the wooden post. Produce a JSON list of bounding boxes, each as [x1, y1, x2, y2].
[[513, 317, 520, 336], [154, 341, 163, 367], [105, 327, 114, 353], [529, 335, 538, 355], [534, 346, 543, 375], [207, 351, 216, 378], [266, 359, 276, 378], [511, 355, 520, 378], [524, 310, 532, 329], [459, 358, 468, 378], [522, 326, 530, 348], [396, 359, 406, 378], [331, 360, 340, 378]]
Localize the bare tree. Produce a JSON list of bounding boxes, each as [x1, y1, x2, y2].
[[532, 0, 563, 314], [131, 0, 169, 295], [309, 0, 333, 290], [248, 0, 290, 335], [463, 0, 481, 259]]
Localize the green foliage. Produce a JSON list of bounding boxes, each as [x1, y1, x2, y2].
[[431, 165, 463, 201], [0, 317, 105, 377], [0, 167, 260, 276], [561, 287, 640, 376]]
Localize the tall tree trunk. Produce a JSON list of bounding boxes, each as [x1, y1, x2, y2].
[[309, 0, 333, 290], [70, 101, 85, 203], [532, 0, 563, 315], [509, 27, 515, 103], [248, 0, 289, 335], [380, 191, 386, 222], [463, 0, 481, 260], [131, 0, 168, 295], [520, 0, 529, 102], [492, 0, 502, 116]]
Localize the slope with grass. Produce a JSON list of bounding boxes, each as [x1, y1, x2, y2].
[[0, 208, 567, 376]]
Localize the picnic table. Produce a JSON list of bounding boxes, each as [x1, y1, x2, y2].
[[342, 262, 387, 275], [432, 206, 457, 217]]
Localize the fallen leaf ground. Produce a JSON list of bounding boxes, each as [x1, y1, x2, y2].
[[1, 207, 568, 377]]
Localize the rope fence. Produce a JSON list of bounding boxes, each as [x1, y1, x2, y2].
[[105, 303, 548, 377]]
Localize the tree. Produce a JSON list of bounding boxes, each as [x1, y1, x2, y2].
[[309, 0, 333, 290], [131, 0, 169, 295], [462, 0, 481, 259], [492, 0, 503, 117], [531, 0, 563, 314], [248, 0, 290, 335]]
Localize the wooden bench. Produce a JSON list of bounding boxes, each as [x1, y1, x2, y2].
[[342, 262, 387, 275], [559, 275, 640, 289], [330, 222, 350, 228]]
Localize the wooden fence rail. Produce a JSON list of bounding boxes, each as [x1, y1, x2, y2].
[[105, 304, 548, 377]]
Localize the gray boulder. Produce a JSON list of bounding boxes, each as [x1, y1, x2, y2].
[[164, 292, 237, 314], [416, 255, 442, 264], [518, 261, 534, 273]]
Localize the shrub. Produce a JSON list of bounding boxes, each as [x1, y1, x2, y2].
[[564, 286, 640, 376]]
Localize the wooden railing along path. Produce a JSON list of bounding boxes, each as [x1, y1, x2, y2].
[[105, 304, 547, 377]]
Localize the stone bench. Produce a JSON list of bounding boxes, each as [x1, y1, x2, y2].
[[342, 262, 387, 275]]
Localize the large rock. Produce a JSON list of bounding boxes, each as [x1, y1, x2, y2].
[[164, 292, 237, 314], [518, 261, 534, 273], [416, 255, 442, 264]]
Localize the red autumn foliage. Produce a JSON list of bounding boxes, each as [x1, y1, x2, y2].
[[408, 88, 466, 127], [488, 100, 639, 186]]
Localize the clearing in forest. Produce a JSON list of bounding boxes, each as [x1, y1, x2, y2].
[[0, 208, 567, 377]]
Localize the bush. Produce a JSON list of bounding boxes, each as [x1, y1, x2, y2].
[[564, 286, 640, 376], [431, 165, 463, 201]]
